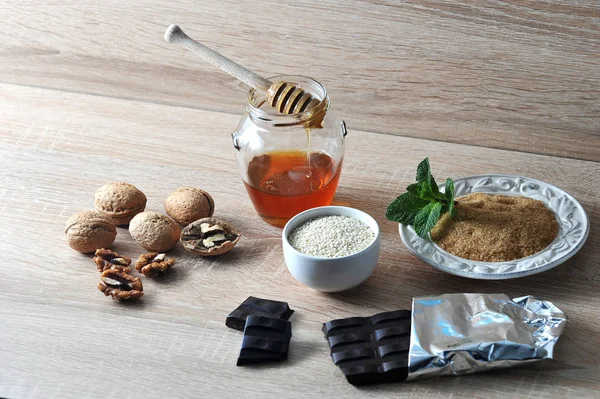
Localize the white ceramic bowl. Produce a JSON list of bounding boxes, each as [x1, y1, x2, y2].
[[282, 206, 380, 293]]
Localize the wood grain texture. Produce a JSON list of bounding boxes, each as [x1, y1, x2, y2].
[[1, 83, 600, 398], [164, 24, 273, 93], [0, 1, 599, 159]]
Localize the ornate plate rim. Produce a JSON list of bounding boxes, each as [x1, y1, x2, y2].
[[399, 174, 590, 280]]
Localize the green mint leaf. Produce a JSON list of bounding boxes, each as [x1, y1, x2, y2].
[[428, 174, 445, 200], [416, 158, 430, 184], [413, 201, 443, 238], [385, 192, 430, 224], [445, 178, 456, 218], [390, 211, 419, 225], [386, 157, 457, 236], [444, 178, 454, 201], [416, 158, 444, 201], [440, 203, 449, 215], [419, 178, 443, 202], [419, 181, 436, 201], [406, 183, 421, 195]]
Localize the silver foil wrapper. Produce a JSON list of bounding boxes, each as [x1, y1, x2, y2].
[[407, 293, 567, 381]]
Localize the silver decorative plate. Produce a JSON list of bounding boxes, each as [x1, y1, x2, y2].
[[399, 174, 589, 280]]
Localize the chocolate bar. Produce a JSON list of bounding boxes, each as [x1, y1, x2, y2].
[[322, 309, 411, 386], [226, 296, 294, 332], [237, 315, 292, 366]]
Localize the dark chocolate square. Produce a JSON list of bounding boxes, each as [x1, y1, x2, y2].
[[236, 315, 292, 366], [226, 296, 294, 332], [322, 309, 411, 386]]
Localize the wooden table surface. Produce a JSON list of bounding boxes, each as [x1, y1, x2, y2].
[[1, 1, 599, 398]]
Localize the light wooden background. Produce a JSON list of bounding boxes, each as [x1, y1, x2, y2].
[[1, 1, 599, 398]]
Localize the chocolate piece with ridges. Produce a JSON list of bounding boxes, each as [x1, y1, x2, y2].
[[322, 309, 411, 386], [237, 316, 292, 366], [226, 296, 294, 331]]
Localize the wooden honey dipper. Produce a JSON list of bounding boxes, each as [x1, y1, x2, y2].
[[164, 24, 320, 114]]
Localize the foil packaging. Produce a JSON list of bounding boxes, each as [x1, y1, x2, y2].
[[407, 293, 567, 381]]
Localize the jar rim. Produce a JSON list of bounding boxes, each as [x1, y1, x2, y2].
[[246, 75, 329, 125]]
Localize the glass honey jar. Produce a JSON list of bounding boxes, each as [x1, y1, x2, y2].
[[232, 75, 346, 227]]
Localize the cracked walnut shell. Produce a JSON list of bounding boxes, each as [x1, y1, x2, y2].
[[65, 211, 117, 253], [180, 217, 240, 256], [165, 187, 215, 225], [135, 252, 175, 277], [93, 249, 132, 273], [98, 269, 144, 300], [129, 211, 181, 252], [94, 182, 147, 225]]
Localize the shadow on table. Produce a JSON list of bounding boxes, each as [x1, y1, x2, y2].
[[289, 339, 324, 363], [151, 265, 189, 286], [319, 225, 598, 309], [115, 297, 148, 310], [315, 257, 596, 319], [324, 269, 580, 308], [353, 361, 580, 393]]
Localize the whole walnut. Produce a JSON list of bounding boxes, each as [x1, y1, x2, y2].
[[94, 182, 147, 225], [65, 211, 117, 253], [165, 187, 214, 225], [129, 211, 181, 252]]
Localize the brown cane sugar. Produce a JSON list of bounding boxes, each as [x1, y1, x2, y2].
[[430, 193, 559, 262]]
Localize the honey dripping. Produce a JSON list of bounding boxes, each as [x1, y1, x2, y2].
[[306, 127, 313, 190], [244, 142, 341, 228]]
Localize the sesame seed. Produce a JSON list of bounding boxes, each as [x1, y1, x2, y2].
[[288, 215, 375, 258]]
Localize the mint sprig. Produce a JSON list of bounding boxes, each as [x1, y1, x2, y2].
[[386, 158, 456, 238]]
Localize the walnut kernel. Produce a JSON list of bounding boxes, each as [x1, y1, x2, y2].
[[135, 252, 175, 277], [97, 269, 144, 300], [93, 249, 132, 273], [65, 211, 117, 253]]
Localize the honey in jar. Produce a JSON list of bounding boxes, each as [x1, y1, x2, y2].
[[244, 151, 342, 227]]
